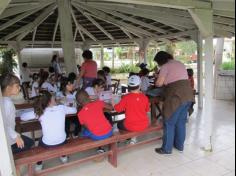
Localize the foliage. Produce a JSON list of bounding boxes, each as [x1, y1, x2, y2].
[[115, 47, 122, 59], [221, 60, 235, 70], [0, 49, 17, 75], [111, 64, 139, 74], [175, 41, 197, 56]]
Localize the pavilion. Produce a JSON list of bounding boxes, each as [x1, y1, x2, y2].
[[0, 0, 235, 175]]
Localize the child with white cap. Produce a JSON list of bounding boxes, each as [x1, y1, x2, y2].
[[114, 75, 150, 144]]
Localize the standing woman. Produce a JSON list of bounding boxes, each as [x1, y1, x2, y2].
[[77, 50, 97, 89], [154, 51, 194, 154], [51, 54, 62, 75]]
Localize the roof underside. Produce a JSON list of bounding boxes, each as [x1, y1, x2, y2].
[[0, 0, 235, 48]]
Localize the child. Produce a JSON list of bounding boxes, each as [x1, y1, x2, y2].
[[85, 79, 113, 125], [57, 77, 80, 138], [187, 68, 195, 116], [39, 71, 57, 93], [0, 74, 34, 154], [76, 90, 113, 152], [187, 68, 195, 90], [33, 91, 77, 171], [97, 70, 107, 86], [31, 73, 39, 98], [103, 66, 112, 89], [85, 79, 106, 100], [114, 75, 150, 144], [140, 68, 150, 93]]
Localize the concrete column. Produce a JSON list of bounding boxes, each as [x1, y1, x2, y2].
[[57, 0, 77, 74], [101, 45, 104, 68], [137, 39, 150, 64], [203, 36, 214, 151], [197, 32, 204, 109], [0, 91, 16, 176], [214, 38, 225, 98], [112, 47, 115, 69]]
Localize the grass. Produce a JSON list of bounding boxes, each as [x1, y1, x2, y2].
[[221, 60, 235, 70]]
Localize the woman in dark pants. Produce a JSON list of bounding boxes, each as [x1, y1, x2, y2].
[[154, 51, 194, 154]]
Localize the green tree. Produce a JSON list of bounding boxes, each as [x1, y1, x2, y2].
[[0, 49, 17, 75]]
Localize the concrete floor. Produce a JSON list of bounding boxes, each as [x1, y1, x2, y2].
[[20, 100, 235, 176]]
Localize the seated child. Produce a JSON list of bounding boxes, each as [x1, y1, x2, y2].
[[103, 66, 112, 89], [39, 71, 57, 93], [114, 75, 150, 143], [140, 68, 150, 93], [85, 79, 106, 100], [33, 91, 77, 171], [31, 73, 39, 98], [0, 74, 34, 154], [187, 68, 195, 116], [76, 90, 113, 152], [57, 77, 80, 138]]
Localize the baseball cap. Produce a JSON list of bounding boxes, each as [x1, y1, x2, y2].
[[128, 75, 141, 87]]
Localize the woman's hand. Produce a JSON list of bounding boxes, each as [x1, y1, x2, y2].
[[16, 136, 24, 149]]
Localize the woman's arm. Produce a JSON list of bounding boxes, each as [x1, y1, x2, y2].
[[155, 76, 165, 87]]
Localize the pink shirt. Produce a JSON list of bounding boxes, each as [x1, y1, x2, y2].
[[159, 60, 188, 85], [81, 60, 97, 78]]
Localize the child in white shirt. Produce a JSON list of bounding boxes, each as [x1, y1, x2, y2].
[[39, 71, 57, 93], [31, 73, 39, 98], [0, 74, 34, 154], [32, 90, 77, 171], [57, 77, 80, 138], [85, 79, 106, 100], [140, 68, 151, 93]]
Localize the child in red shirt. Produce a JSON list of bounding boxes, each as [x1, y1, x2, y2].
[[114, 75, 150, 133], [76, 90, 113, 141]]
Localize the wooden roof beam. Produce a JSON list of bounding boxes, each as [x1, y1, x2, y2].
[[79, 0, 211, 10], [0, 0, 55, 19], [98, 9, 167, 34], [70, 7, 97, 41], [0, 6, 49, 32], [52, 17, 59, 48], [2, 4, 56, 41], [73, 3, 161, 39], [0, 0, 11, 16], [77, 2, 194, 31], [82, 13, 114, 40]]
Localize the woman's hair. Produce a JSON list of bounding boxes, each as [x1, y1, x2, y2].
[[103, 66, 111, 74], [76, 89, 90, 106], [60, 77, 73, 96], [0, 73, 20, 92], [68, 72, 77, 83], [51, 55, 57, 63], [92, 78, 105, 88], [154, 51, 174, 66], [82, 50, 93, 60], [39, 71, 49, 87], [33, 90, 52, 117]]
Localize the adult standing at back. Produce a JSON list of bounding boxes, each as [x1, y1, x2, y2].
[[21, 62, 31, 99], [77, 50, 97, 89], [154, 51, 194, 155], [51, 54, 62, 75]]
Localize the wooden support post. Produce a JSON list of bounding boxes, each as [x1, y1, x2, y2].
[[57, 0, 77, 74]]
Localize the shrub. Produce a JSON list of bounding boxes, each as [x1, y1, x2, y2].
[[221, 60, 235, 70]]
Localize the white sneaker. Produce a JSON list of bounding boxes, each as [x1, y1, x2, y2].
[[130, 137, 137, 145], [97, 148, 105, 154], [60, 156, 68, 164], [35, 164, 43, 172]]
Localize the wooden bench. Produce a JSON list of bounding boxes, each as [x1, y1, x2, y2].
[[115, 125, 162, 153], [14, 125, 162, 176], [14, 137, 118, 176]]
